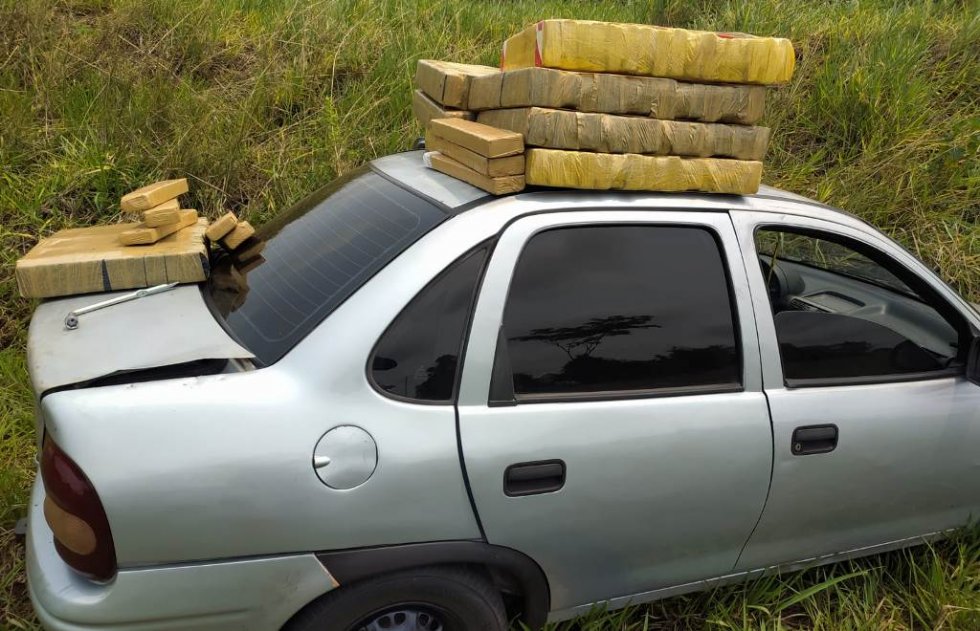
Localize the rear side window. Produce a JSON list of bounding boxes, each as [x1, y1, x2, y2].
[[210, 167, 447, 365], [495, 225, 740, 401], [370, 246, 489, 402]]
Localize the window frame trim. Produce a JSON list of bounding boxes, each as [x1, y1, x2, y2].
[[752, 223, 972, 390], [488, 220, 746, 405]]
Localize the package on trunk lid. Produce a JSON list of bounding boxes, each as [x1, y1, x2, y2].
[[15, 219, 209, 299], [16, 178, 217, 299]]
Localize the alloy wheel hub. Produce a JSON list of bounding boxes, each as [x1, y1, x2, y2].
[[358, 608, 444, 631]]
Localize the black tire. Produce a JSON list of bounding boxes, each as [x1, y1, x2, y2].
[[284, 565, 508, 631]]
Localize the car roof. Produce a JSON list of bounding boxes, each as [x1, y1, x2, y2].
[[372, 150, 863, 228]]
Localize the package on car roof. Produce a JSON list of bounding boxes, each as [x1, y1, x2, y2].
[[467, 67, 767, 124], [424, 118, 526, 194], [425, 133, 525, 177], [477, 107, 770, 160], [414, 60, 499, 110], [425, 151, 525, 195], [427, 118, 524, 158], [412, 90, 475, 128], [525, 148, 762, 195], [414, 18, 794, 196], [501, 20, 795, 85], [16, 219, 209, 298]]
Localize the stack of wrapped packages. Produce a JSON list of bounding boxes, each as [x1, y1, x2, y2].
[[15, 179, 264, 299], [413, 19, 795, 195]]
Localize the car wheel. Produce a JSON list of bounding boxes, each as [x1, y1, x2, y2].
[[285, 565, 508, 631]]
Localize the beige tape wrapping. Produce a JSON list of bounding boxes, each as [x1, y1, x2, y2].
[[525, 148, 763, 194], [414, 60, 500, 109], [501, 20, 795, 85], [412, 90, 475, 129], [468, 67, 766, 124], [477, 108, 769, 160]]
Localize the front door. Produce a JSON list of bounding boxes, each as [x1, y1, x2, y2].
[[732, 210, 980, 571], [457, 210, 773, 614]]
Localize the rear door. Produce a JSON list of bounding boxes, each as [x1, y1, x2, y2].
[[457, 210, 773, 613]]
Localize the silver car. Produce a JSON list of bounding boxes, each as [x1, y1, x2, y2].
[[25, 151, 980, 631]]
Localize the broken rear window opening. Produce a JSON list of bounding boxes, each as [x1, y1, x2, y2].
[[207, 167, 449, 365]]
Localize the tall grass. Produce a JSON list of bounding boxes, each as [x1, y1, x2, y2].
[[1, 0, 978, 628]]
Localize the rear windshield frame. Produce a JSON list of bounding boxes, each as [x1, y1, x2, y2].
[[206, 164, 453, 365]]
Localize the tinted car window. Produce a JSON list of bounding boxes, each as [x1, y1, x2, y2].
[[756, 228, 964, 385], [209, 167, 447, 364], [776, 311, 943, 381], [500, 225, 740, 398], [371, 247, 488, 402], [757, 230, 915, 296]]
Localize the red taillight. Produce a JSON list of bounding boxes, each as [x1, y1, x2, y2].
[[40, 436, 117, 581]]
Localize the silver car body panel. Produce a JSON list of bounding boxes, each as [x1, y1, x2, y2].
[[25, 150, 980, 628], [373, 151, 491, 209], [27, 284, 253, 394], [26, 479, 335, 631], [548, 529, 949, 622], [456, 210, 772, 610]]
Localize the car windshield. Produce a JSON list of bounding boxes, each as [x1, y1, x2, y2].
[[207, 166, 449, 365]]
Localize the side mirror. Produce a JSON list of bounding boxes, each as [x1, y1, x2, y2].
[[967, 337, 980, 386]]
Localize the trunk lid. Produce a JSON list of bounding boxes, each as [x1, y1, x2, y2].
[[27, 284, 253, 395]]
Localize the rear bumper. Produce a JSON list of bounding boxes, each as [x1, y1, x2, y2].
[[26, 476, 337, 630]]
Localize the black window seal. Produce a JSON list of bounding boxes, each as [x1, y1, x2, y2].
[[503, 382, 745, 406], [365, 239, 496, 406], [784, 367, 963, 389], [753, 225, 972, 388], [490, 221, 745, 405]]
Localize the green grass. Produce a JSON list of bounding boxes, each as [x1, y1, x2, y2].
[[1, 0, 978, 627]]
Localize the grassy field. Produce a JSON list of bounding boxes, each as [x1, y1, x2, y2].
[[1, 0, 978, 628]]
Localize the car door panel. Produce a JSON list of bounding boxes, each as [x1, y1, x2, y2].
[[731, 210, 980, 571], [457, 211, 773, 611], [460, 393, 772, 610], [738, 378, 980, 570]]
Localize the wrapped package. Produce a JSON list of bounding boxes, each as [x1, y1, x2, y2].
[[16, 219, 208, 298], [140, 198, 181, 227], [205, 211, 239, 241], [415, 60, 500, 109], [119, 209, 199, 245], [222, 221, 256, 250], [501, 20, 795, 85], [412, 90, 474, 128], [424, 151, 525, 195], [427, 118, 524, 158], [525, 148, 762, 194], [478, 107, 769, 160], [425, 132, 525, 177], [468, 67, 766, 124], [120, 178, 188, 213]]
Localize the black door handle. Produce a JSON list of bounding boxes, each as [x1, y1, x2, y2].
[[791, 424, 838, 455], [504, 460, 566, 497]]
